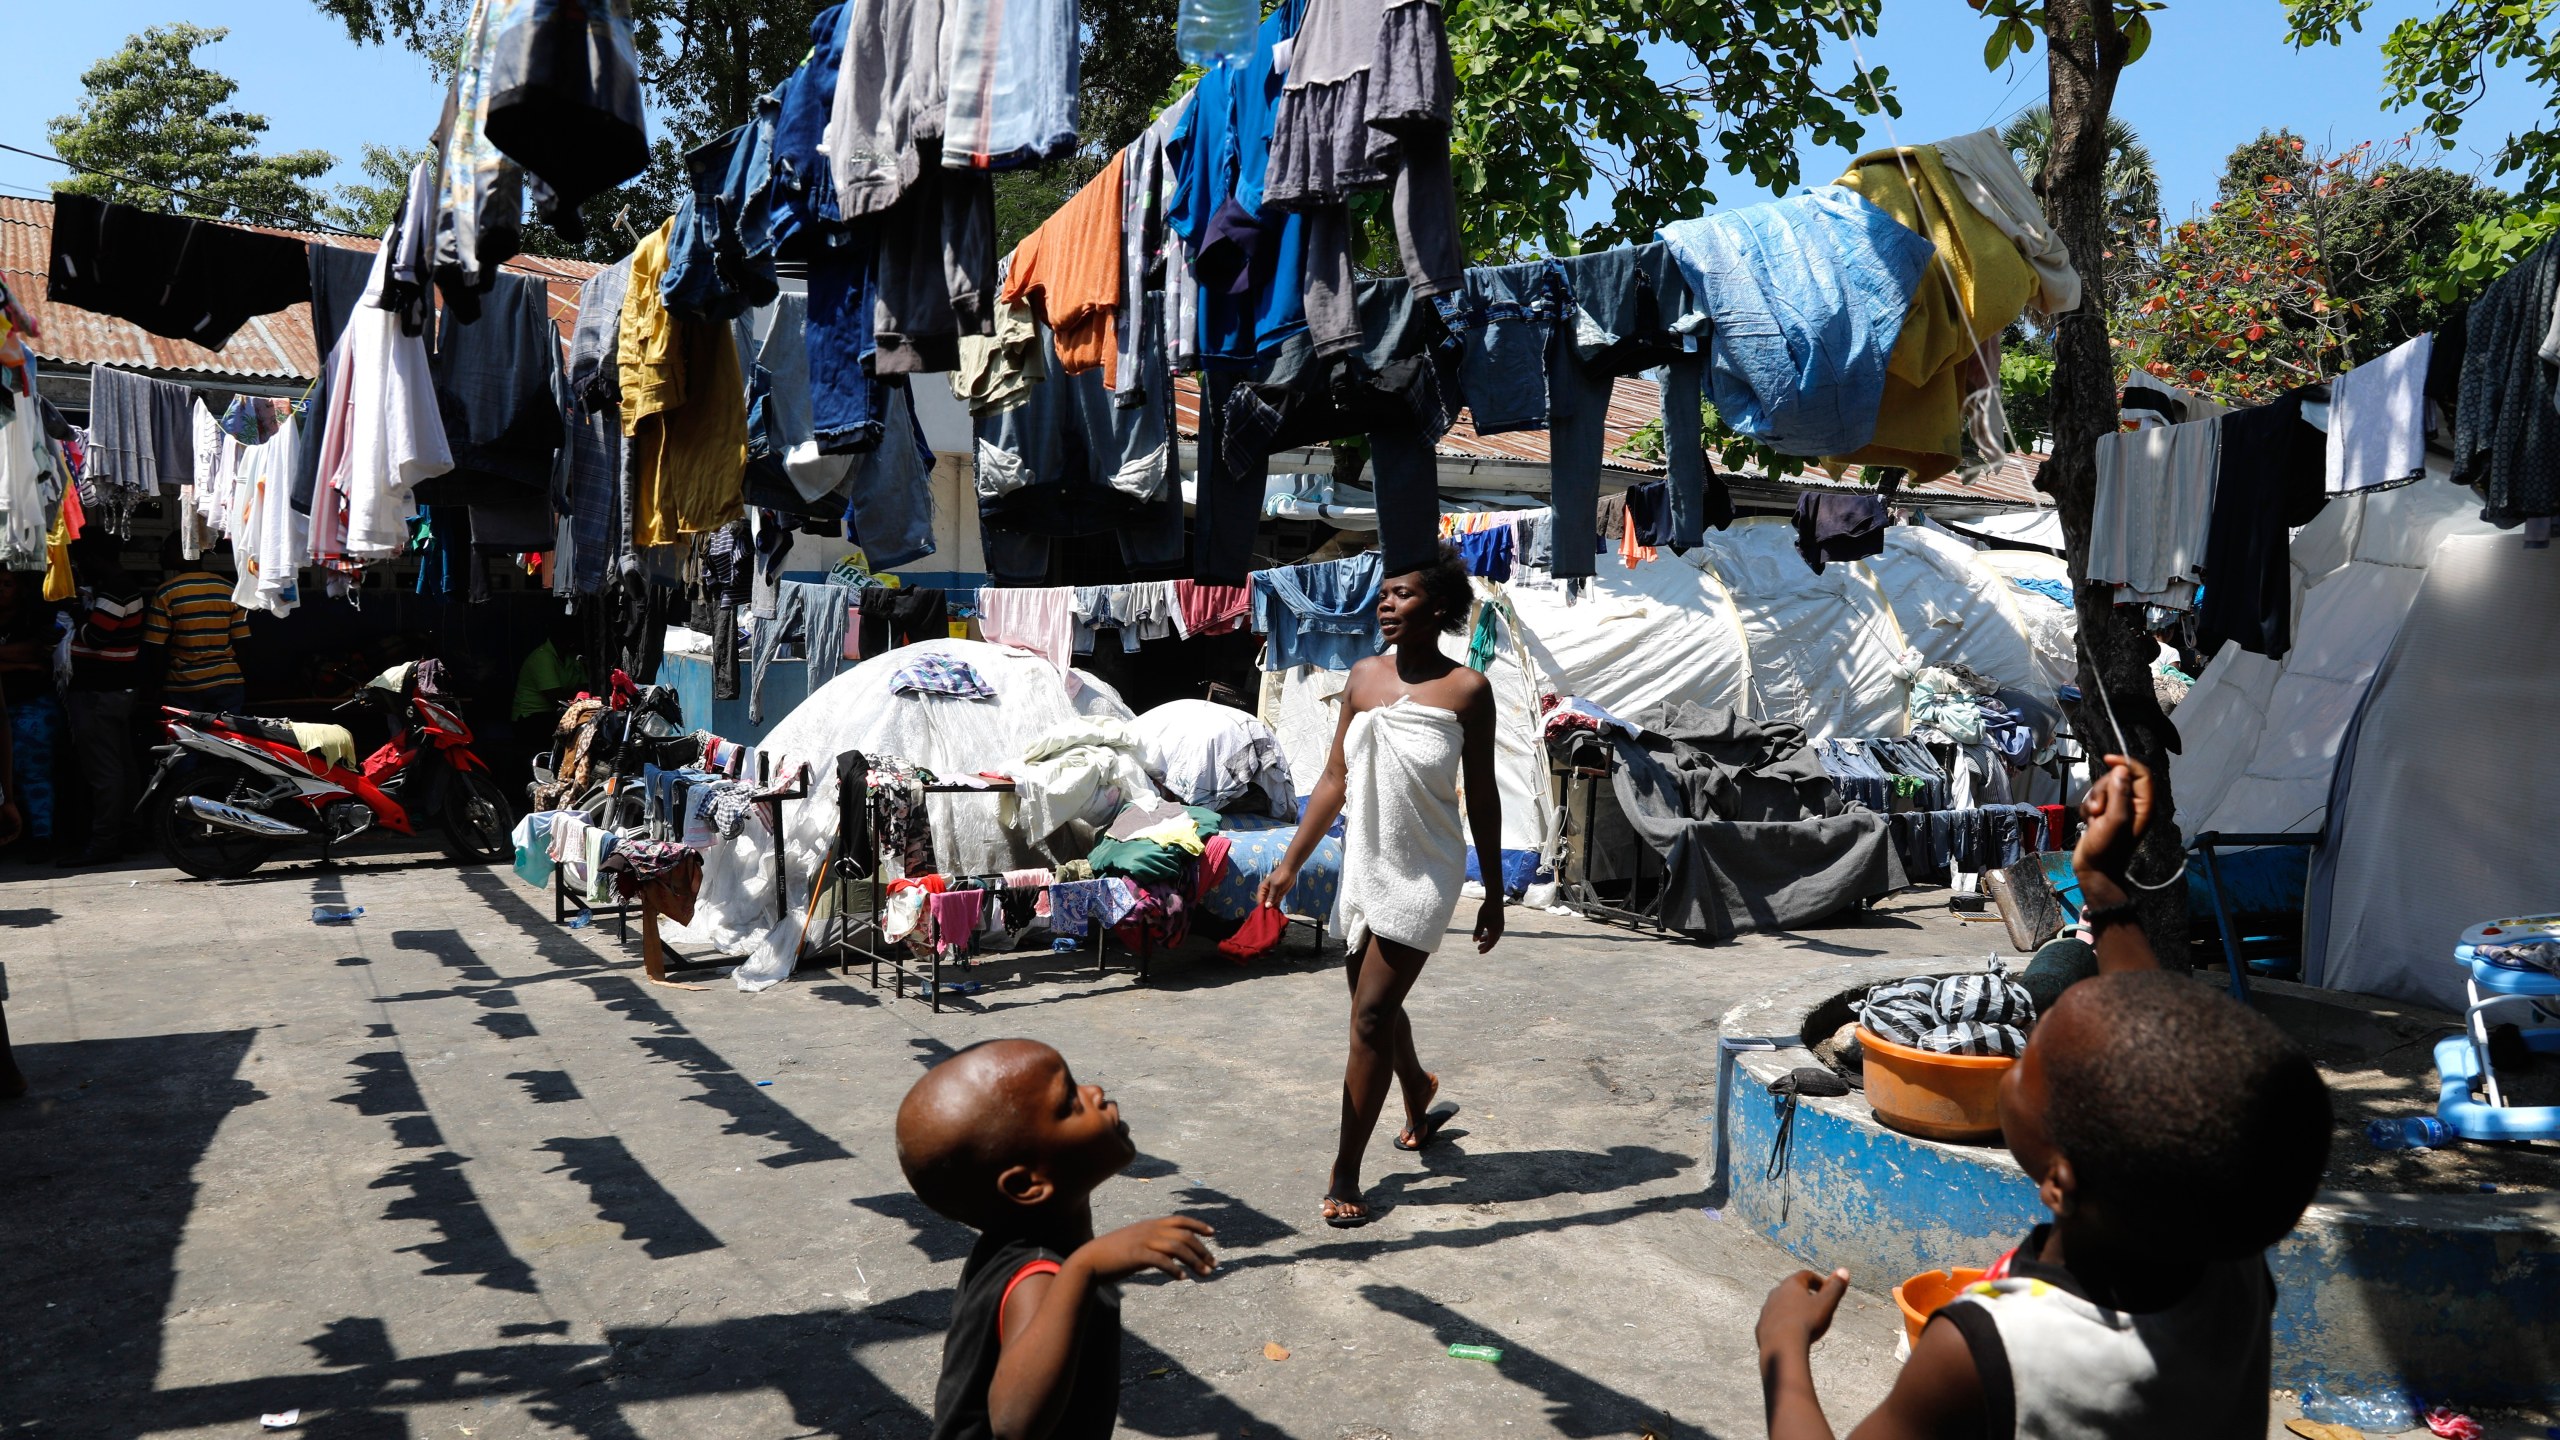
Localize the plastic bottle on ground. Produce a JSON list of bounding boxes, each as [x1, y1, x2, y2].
[[2364, 1116, 2451, 1150], [2298, 1379, 2419, 1432]]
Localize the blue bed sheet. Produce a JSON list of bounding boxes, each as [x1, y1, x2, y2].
[[1202, 812, 1344, 923]]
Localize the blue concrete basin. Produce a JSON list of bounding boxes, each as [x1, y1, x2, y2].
[[1716, 960, 2560, 1407]]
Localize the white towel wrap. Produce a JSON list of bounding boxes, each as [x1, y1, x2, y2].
[[1333, 696, 1468, 953]]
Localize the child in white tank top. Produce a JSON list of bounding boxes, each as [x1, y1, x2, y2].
[[1752, 756, 2332, 1439]]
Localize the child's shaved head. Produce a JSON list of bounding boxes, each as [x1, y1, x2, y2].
[[897, 1039, 1135, 1229], [2033, 973, 2332, 1259]]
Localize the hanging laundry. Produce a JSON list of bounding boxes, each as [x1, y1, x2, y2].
[[477, 0, 651, 239], [1250, 551, 1383, 671], [2198, 392, 2326, 659], [839, 385, 940, 569], [1659, 189, 1931, 462], [1116, 121, 1173, 407], [1173, 579, 1251, 637], [1452, 524, 1513, 582], [1261, 0, 1464, 359], [954, 277, 1045, 417], [2450, 234, 2560, 526], [976, 586, 1077, 673], [767, 4, 852, 247], [942, 0, 1082, 170], [1003, 153, 1127, 389], [2325, 333, 2431, 494], [1792, 492, 1887, 575], [45, 194, 311, 348], [287, 243, 393, 518], [1166, 0, 1309, 364], [1536, 243, 1698, 576], [1222, 278, 1453, 573], [316, 242, 455, 566], [1072, 583, 1181, 653], [620, 219, 748, 548], [2089, 418, 2220, 607], [1930, 128, 2081, 318], [872, 139, 994, 373], [81, 367, 194, 498], [430, 0, 532, 313], [858, 586, 949, 656], [1439, 260, 1568, 434], [1828, 145, 2042, 481], [664, 105, 782, 322], [821, 0, 949, 217]]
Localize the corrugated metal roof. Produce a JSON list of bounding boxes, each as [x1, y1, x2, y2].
[[1174, 371, 2051, 509], [0, 196, 599, 385]]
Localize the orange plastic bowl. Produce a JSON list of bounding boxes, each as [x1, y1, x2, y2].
[[1855, 1025, 2015, 1143], [1891, 1267, 1988, 1349]]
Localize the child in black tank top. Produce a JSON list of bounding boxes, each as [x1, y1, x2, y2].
[[898, 1040, 1217, 1440]]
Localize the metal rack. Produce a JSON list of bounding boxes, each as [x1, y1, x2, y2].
[[821, 763, 1144, 1011], [1547, 729, 1670, 933]]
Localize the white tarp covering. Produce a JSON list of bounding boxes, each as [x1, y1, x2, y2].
[[1268, 515, 2073, 865], [2172, 480, 2498, 838], [1692, 518, 1911, 741], [675, 640, 1090, 989], [2310, 534, 2560, 1008], [1866, 525, 2047, 695]]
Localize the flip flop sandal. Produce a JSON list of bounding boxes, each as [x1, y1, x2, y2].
[[1320, 1194, 1374, 1229], [1394, 1103, 1459, 1152]]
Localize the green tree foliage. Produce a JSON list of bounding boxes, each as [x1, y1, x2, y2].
[[2284, 0, 2560, 195], [2283, 2, 2560, 304], [324, 142, 430, 236], [47, 24, 337, 226], [1446, 0, 1901, 258], [1999, 105, 2158, 258], [2116, 131, 2501, 404]]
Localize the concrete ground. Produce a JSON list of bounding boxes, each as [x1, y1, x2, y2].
[[0, 848, 2253, 1438]]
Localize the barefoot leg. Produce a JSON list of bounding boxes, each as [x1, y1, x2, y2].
[[1332, 934, 1430, 1205]]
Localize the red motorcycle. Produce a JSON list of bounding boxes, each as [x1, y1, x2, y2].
[[140, 661, 514, 879]]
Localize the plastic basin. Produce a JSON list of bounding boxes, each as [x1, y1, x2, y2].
[[1856, 1025, 2015, 1143], [1892, 1267, 1988, 1349]]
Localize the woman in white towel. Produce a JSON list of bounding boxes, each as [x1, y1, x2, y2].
[[1259, 546, 1504, 1227]]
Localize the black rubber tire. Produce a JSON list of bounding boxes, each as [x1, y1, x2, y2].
[[157, 770, 282, 880], [438, 767, 514, 864]]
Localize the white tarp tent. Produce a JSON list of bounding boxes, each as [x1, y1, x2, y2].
[[2172, 480, 2499, 839], [2310, 534, 2560, 1008], [1267, 514, 2074, 872], [672, 640, 1109, 989]]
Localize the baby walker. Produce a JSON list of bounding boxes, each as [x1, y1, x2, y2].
[[2435, 914, 2560, 1142]]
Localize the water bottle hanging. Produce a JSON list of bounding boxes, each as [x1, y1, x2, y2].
[[1176, 0, 1257, 63]]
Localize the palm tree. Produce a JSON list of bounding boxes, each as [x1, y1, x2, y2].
[[2002, 106, 2160, 254]]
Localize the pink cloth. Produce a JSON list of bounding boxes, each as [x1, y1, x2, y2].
[[976, 586, 1075, 674], [929, 889, 987, 957], [1174, 580, 1251, 637]]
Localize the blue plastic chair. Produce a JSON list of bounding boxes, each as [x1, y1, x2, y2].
[[2436, 916, 2560, 1142]]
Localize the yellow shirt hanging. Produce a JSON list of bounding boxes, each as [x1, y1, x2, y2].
[[1826, 147, 2039, 482]]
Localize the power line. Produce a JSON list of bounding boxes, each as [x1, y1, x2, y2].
[[0, 139, 603, 287], [0, 140, 370, 239]]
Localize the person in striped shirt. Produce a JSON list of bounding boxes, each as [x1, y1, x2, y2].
[[60, 532, 148, 865], [142, 531, 252, 718]]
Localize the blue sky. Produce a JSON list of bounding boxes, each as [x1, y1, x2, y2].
[[0, 0, 2548, 231]]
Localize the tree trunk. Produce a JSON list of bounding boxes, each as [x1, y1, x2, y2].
[[2038, 0, 2189, 957]]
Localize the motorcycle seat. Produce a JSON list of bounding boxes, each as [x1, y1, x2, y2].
[[183, 712, 359, 769]]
